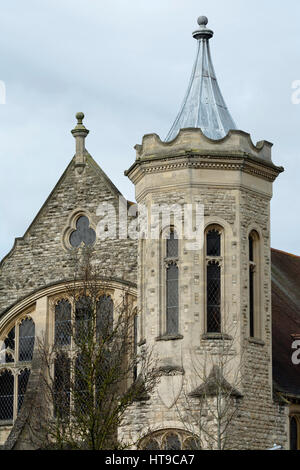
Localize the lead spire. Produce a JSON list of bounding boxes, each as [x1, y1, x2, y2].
[[165, 16, 237, 142]]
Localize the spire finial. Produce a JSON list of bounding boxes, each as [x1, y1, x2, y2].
[[76, 111, 84, 125], [197, 16, 208, 26], [71, 112, 89, 173], [193, 15, 214, 40]]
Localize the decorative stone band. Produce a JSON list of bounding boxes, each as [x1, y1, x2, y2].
[[126, 154, 283, 189]]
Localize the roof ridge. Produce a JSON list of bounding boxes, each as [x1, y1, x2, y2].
[[271, 248, 300, 259]]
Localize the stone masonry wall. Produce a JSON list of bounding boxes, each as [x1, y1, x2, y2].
[[0, 155, 137, 318], [120, 178, 288, 450]]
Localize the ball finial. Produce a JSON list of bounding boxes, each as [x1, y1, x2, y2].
[[197, 16, 208, 27], [76, 112, 84, 124]]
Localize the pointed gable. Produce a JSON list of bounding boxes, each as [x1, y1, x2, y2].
[[0, 115, 137, 316]]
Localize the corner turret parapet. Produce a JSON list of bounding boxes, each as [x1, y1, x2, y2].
[[135, 128, 274, 162]]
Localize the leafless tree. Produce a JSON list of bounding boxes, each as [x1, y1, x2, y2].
[[176, 320, 281, 450], [25, 248, 158, 450]]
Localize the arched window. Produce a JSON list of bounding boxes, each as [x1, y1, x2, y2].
[[19, 318, 35, 362], [290, 416, 299, 450], [167, 230, 178, 259], [0, 327, 15, 364], [207, 262, 221, 333], [52, 294, 115, 419], [206, 228, 222, 334], [165, 229, 179, 336], [0, 317, 35, 423], [96, 295, 113, 338], [74, 354, 90, 415], [0, 370, 14, 421], [69, 215, 96, 248], [55, 299, 72, 346], [183, 437, 199, 450], [133, 314, 138, 381], [18, 369, 31, 412], [163, 432, 181, 450], [248, 231, 260, 338], [75, 296, 93, 341], [142, 438, 160, 450], [54, 353, 70, 418], [139, 429, 199, 450], [207, 229, 221, 257]]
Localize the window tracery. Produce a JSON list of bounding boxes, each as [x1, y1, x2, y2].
[[139, 429, 198, 450], [0, 316, 35, 423]]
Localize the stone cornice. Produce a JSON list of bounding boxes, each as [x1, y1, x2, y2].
[[126, 153, 283, 187]]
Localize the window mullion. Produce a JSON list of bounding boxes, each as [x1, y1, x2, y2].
[[13, 371, 18, 422]]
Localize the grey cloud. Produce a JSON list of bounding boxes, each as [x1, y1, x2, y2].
[[1, 0, 300, 259]]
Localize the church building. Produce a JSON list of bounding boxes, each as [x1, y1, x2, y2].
[[0, 16, 300, 450]]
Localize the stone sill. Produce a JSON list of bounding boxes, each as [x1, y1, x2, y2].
[[201, 333, 233, 341], [0, 420, 13, 427], [156, 334, 184, 342], [247, 337, 265, 346]]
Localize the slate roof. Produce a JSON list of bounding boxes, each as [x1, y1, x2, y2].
[[272, 248, 300, 398]]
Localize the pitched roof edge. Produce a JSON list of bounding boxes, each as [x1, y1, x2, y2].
[[0, 153, 127, 269], [271, 247, 300, 260]]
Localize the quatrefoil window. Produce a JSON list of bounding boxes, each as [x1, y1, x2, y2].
[[69, 216, 96, 248]]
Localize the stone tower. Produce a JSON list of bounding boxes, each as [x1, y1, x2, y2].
[[120, 17, 287, 450]]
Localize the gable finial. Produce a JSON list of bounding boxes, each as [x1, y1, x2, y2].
[[71, 112, 89, 174]]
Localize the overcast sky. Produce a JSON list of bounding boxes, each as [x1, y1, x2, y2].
[[0, 0, 300, 260]]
